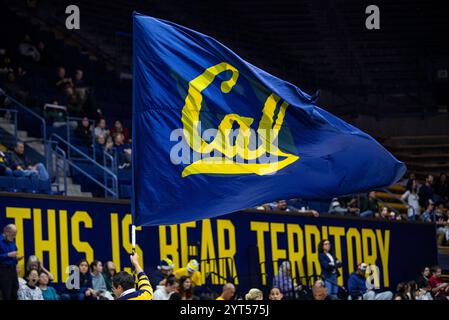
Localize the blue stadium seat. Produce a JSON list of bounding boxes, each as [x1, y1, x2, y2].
[[0, 177, 16, 192], [14, 177, 36, 193]]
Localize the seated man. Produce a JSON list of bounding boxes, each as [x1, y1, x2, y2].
[[7, 142, 49, 181], [112, 253, 153, 300], [429, 265, 449, 300], [348, 263, 392, 300]]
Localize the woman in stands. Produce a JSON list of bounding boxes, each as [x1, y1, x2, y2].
[[318, 239, 342, 299], [169, 276, 196, 300], [401, 179, 420, 220], [26, 255, 54, 282], [61, 259, 96, 300]]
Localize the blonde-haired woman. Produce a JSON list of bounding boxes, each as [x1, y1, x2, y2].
[[245, 288, 263, 300]]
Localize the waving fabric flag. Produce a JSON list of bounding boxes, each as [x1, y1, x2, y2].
[[131, 12, 406, 226]]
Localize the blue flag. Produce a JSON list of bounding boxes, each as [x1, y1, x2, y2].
[[132, 13, 406, 226]]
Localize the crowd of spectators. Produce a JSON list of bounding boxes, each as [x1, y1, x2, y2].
[[255, 173, 449, 246], [0, 141, 49, 182], [2, 222, 448, 301]]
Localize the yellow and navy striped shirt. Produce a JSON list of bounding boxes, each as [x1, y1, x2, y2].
[[119, 272, 153, 300]]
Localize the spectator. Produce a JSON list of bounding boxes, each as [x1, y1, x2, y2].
[[18, 36, 40, 62], [94, 118, 109, 139], [276, 200, 291, 212], [435, 173, 449, 203], [318, 239, 342, 299], [17, 264, 26, 288], [150, 258, 174, 289], [55, 67, 73, 94], [245, 288, 263, 300], [272, 261, 301, 299], [359, 192, 378, 218], [435, 206, 449, 246], [73, 69, 86, 88], [328, 198, 359, 216], [17, 269, 43, 300], [216, 283, 235, 301], [0, 150, 13, 176], [401, 179, 420, 220], [420, 200, 436, 222], [417, 266, 431, 289], [418, 175, 434, 208], [112, 253, 153, 300], [413, 280, 433, 300], [405, 172, 417, 191], [76, 117, 93, 147], [347, 263, 392, 300], [7, 142, 49, 181], [38, 271, 59, 300], [0, 224, 23, 300], [26, 255, 54, 282], [4, 71, 28, 101], [153, 274, 178, 300], [110, 120, 130, 142], [428, 266, 449, 300], [174, 259, 202, 287], [102, 261, 116, 294], [394, 282, 409, 300], [94, 134, 112, 161], [112, 133, 132, 169], [90, 260, 106, 291], [311, 280, 332, 300], [378, 206, 395, 221], [269, 287, 283, 300], [170, 276, 196, 300], [61, 259, 95, 300]]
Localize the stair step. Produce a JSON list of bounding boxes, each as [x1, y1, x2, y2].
[[375, 191, 403, 201], [386, 184, 406, 194], [379, 202, 407, 211]]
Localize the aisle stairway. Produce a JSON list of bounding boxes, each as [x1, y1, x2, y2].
[[375, 184, 408, 215], [0, 116, 92, 197]]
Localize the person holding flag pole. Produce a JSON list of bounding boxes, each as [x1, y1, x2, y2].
[[110, 226, 153, 300]]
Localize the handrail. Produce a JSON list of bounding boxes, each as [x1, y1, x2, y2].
[[0, 90, 48, 168], [54, 146, 68, 195], [50, 133, 118, 198], [0, 108, 18, 140], [66, 116, 96, 159], [380, 187, 415, 218]]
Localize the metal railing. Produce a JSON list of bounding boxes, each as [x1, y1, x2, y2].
[[380, 187, 416, 219], [50, 134, 118, 198], [46, 140, 68, 195], [0, 108, 18, 141], [66, 116, 96, 159], [0, 91, 49, 169]]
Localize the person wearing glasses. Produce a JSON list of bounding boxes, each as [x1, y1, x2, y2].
[[318, 239, 342, 299]]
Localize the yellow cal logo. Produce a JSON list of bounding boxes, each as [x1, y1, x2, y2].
[[181, 62, 299, 177]]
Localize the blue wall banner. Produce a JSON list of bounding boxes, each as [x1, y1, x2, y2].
[[0, 193, 437, 292]]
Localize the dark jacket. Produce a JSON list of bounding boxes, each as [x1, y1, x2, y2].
[[348, 272, 367, 299], [318, 252, 342, 280], [6, 151, 30, 170]]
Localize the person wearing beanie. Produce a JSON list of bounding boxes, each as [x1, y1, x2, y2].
[[150, 257, 174, 288], [347, 263, 393, 300], [245, 288, 263, 300], [173, 259, 202, 287]]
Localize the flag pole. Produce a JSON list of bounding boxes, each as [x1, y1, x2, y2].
[[131, 224, 136, 254]]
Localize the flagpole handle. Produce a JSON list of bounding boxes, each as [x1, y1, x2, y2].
[[131, 225, 136, 254], [131, 225, 136, 274]]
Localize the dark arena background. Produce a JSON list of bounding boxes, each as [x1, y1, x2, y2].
[[1, 0, 449, 306]]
